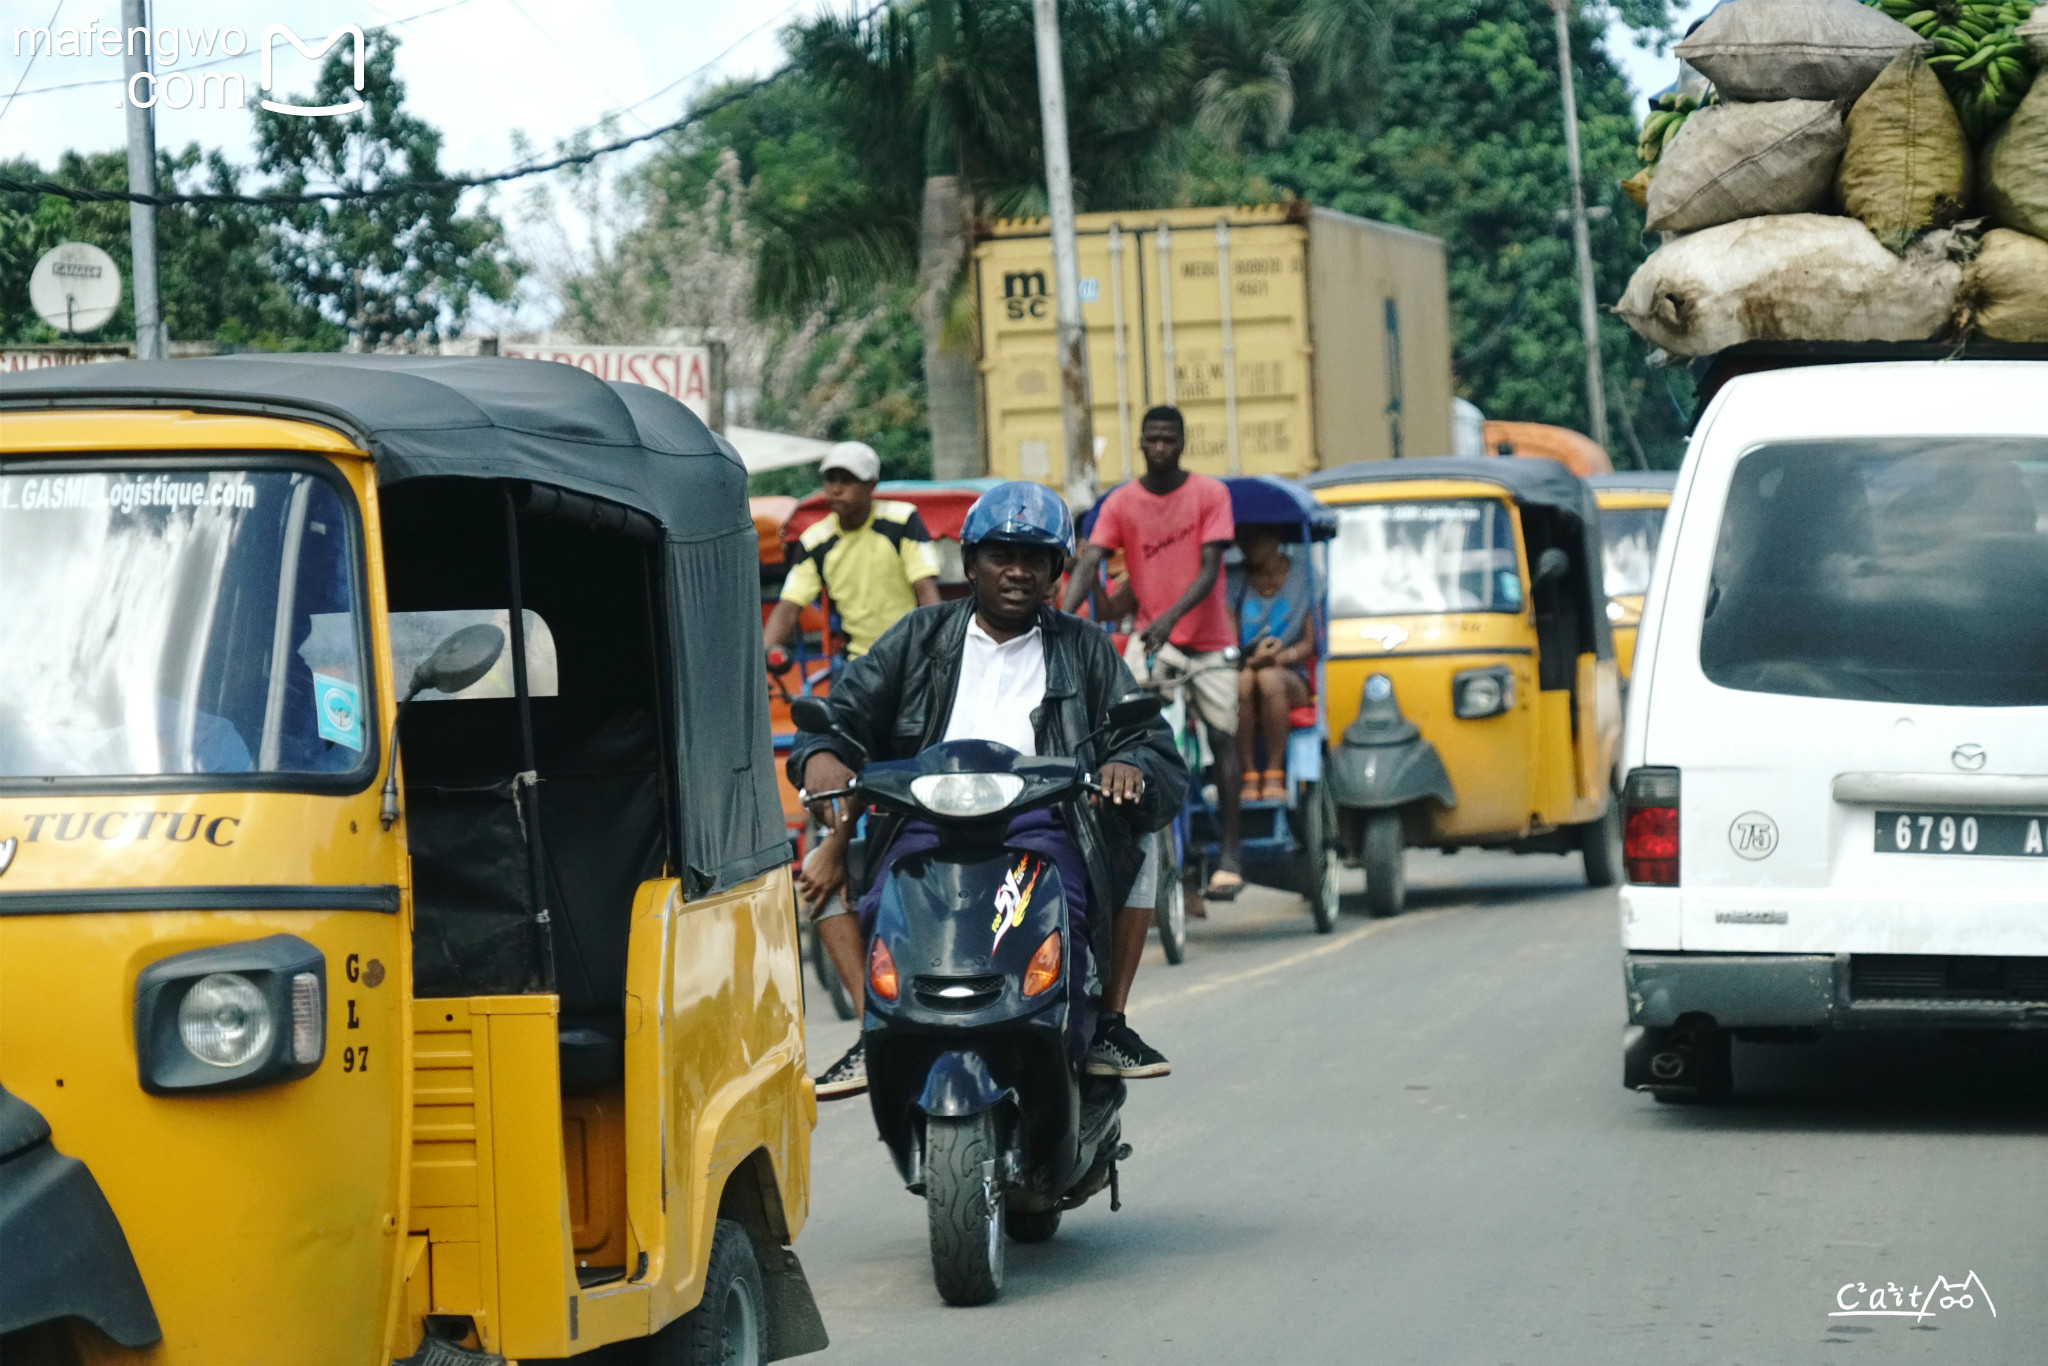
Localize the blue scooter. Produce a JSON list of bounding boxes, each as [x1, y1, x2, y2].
[[790, 693, 1160, 1306]]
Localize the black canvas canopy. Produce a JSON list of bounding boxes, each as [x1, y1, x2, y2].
[[0, 354, 787, 896]]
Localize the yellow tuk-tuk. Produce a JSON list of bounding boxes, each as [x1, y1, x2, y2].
[[1304, 457, 1623, 914], [1588, 471, 1677, 684], [0, 356, 826, 1365]]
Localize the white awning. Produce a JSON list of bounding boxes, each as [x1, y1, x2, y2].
[[726, 425, 833, 473]]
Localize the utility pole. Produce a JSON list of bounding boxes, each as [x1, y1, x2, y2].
[[1550, 0, 1609, 455], [122, 0, 166, 361], [1031, 0, 1097, 508]]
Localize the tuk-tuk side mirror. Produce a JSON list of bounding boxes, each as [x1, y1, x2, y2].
[[383, 625, 508, 831], [1533, 548, 1571, 589], [409, 623, 506, 701]]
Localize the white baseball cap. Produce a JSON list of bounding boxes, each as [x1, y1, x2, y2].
[[819, 440, 881, 482]]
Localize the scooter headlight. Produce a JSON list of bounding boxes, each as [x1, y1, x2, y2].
[[1452, 666, 1515, 719], [910, 772, 1025, 818], [179, 973, 273, 1067]]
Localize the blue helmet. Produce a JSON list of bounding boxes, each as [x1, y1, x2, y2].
[[960, 481, 1075, 556]]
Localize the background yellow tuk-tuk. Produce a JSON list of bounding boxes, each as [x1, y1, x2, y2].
[[1588, 471, 1678, 684], [1304, 456, 1623, 914], [0, 356, 824, 1365]]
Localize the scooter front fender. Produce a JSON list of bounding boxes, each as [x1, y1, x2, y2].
[[915, 1049, 1017, 1119]]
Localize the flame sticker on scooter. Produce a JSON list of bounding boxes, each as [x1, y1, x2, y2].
[[990, 855, 1043, 954]]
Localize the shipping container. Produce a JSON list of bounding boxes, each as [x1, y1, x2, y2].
[[973, 203, 1453, 487]]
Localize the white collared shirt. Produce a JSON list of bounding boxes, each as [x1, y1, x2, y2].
[[941, 617, 1047, 755]]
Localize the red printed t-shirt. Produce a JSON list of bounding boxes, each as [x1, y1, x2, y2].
[[1089, 473, 1236, 652]]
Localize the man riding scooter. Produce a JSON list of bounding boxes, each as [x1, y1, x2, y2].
[[792, 482, 1186, 1097]]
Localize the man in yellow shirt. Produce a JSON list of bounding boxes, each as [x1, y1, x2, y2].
[[764, 442, 941, 1096], [763, 441, 942, 659]]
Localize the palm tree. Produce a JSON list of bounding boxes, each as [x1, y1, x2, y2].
[[764, 0, 1196, 478]]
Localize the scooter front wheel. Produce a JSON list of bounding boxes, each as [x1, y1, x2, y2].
[[925, 1115, 1005, 1306]]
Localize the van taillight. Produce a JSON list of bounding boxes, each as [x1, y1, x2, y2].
[[1623, 766, 1680, 885]]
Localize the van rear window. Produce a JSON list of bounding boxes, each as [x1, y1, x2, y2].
[[1701, 440, 2048, 707]]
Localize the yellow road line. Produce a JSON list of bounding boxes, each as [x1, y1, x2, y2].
[[1138, 905, 1460, 1013]]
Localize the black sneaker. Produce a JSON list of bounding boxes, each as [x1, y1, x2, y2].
[[815, 1037, 868, 1100], [1086, 1016, 1171, 1079]]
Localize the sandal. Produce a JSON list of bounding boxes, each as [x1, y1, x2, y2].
[[1239, 772, 1263, 804], [1259, 768, 1288, 803], [1206, 868, 1245, 901]]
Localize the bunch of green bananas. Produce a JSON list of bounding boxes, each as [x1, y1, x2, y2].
[[1638, 92, 1703, 165], [1867, 0, 2039, 140]]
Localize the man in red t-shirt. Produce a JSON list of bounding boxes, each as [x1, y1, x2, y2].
[[1063, 405, 1246, 900]]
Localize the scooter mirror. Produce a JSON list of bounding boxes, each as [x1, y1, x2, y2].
[[410, 623, 506, 700], [790, 696, 836, 735], [1105, 693, 1165, 730]]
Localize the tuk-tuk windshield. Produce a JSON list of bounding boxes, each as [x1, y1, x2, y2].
[[1600, 506, 1665, 597], [1330, 498, 1522, 617], [0, 465, 370, 781]]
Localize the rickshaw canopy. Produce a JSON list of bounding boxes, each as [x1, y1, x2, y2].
[[785, 477, 1002, 543], [0, 354, 787, 896]]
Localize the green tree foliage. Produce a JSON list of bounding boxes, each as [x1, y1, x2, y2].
[[1243, 0, 1693, 465], [254, 30, 517, 348], [1, 148, 335, 348]]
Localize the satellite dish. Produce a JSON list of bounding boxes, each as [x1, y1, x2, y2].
[[30, 243, 122, 335]]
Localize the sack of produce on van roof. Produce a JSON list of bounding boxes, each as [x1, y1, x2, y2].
[[1981, 78, 2048, 235], [1871, 0, 2041, 142], [1676, 0, 1920, 102], [1963, 227, 2048, 339], [2021, 6, 2048, 58], [1616, 214, 1965, 355], [1646, 100, 1849, 233], [1836, 51, 1973, 243]]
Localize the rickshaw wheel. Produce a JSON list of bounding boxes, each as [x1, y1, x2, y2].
[[651, 1217, 767, 1366], [1362, 810, 1407, 917], [1299, 783, 1340, 934], [1153, 828, 1188, 965]]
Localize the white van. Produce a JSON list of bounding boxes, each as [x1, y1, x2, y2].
[[1618, 359, 2048, 1099]]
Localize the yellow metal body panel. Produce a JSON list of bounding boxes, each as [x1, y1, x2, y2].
[[1591, 486, 1672, 685], [1, 407, 816, 1364], [0, 414, 415, 1366], [974, 205, 1451, 486], [1319, 478, 1619, 843]]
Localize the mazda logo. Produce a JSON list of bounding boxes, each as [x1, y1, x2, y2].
[[1952, 744, 1987, 771]]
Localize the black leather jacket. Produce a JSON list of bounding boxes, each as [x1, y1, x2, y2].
[[787, 598, 1186, 964]]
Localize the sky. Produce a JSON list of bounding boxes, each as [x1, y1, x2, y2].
[[2, 0, 1714, 328]]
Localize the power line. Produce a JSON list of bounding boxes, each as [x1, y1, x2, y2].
[[0, 66, 791, 208], [1, 0, 479, 100], [0, 0, 858, 210], [0, 0, 68, 125]]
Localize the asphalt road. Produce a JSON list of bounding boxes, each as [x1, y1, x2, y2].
[[794, 850, 2048, 1365]]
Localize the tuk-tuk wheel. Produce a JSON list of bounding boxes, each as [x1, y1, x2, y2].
[[1579, 792, 1624, 889], [651, 1217, 767, 1366], [1362, 811, 1407, 917]]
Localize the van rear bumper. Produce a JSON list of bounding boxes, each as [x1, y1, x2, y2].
[[1623, 953, 2048, 1029]]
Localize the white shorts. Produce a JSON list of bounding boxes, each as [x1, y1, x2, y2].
[[1123, 638, 1239, 737], [1125, 833, 1159, 910]]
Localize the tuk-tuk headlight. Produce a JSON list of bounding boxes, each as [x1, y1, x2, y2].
[[136, 934, 326, 1094], [1452, 666, 1516, 719], [910, 772, 1025, 818], [1364, 673, 1394, 702], [178, 974, 273, 1067]]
